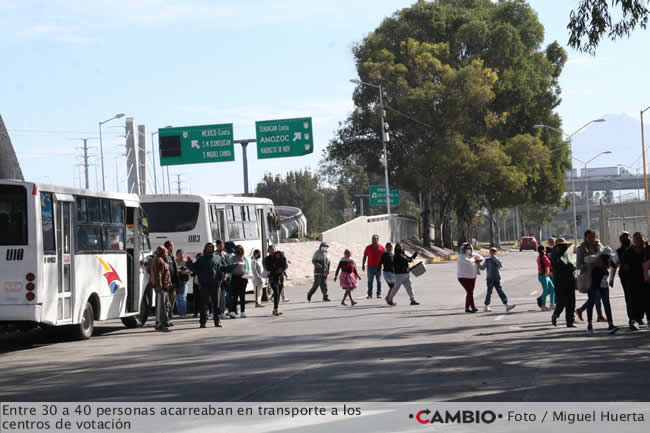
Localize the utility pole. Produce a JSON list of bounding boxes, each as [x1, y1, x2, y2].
[[174, 174, 184, 194], [73, 137, 97, 189]]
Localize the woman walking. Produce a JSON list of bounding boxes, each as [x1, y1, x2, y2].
[[229, 245, 250, 318], [251, 249, 266, 308], [175, 249, 191, 317], [536, 245, 556, 311], [457, 243, 482, 313], [386, 243, 420, 306], [550, 238, 577, 328], [334, 249, 361, 306]]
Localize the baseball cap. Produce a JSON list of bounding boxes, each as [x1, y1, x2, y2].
[[619, 231, 630, 239]]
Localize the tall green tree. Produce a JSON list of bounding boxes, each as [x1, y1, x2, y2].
[[326, 0, 569, 248]]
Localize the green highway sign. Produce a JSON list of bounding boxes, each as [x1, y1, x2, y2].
[[159, 123, 234, 166], [369, 185, 400, 206], [256, 117, 313, 159]]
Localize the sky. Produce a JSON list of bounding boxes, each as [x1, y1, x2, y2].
[[1, 0, 650, 200]]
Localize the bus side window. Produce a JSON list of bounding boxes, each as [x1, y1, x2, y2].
[[41, 192, 56, 254]]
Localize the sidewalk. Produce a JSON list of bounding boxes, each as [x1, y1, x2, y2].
[[278, 239, 458, 287]]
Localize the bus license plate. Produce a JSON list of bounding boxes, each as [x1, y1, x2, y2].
[[4, 281, 22, 291]]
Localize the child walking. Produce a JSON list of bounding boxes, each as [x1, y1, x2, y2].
[[536, 245, 556, 311], [480, 248, 516, 312], [334, 249, 361, 306]]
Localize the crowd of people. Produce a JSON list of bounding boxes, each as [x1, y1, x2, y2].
[[148, 240, 289, 332], [147, 229, 646, 335]]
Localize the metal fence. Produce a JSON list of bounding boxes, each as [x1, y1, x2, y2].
[[600, 200, 650, 246]]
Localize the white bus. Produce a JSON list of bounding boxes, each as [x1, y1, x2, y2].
[[140, 194, 279, 259], [0, 180, 152, 340]]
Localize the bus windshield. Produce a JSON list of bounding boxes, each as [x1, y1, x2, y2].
[[140, 201, 200, 232], [0, 185, 28, 245]]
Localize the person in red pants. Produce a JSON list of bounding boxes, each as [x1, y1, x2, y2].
[[457, 242, 483, 313]]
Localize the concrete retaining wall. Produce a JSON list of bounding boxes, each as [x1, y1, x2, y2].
[[320, 214, 418, 245]]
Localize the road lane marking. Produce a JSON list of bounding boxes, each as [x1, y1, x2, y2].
[[529, 290, 539, 296], [495, 315, 505, 321]]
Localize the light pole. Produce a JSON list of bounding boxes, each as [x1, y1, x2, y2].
[[350, 78, 391, 216], [98, 113, 125, 192], [640, 107, 650, 200], [574, 151, 612, 229], [534, 118, 606, 243]]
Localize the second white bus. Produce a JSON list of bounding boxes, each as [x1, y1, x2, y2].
[[140, 194, 279, 258]]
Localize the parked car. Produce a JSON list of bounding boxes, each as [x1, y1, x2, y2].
[[519, 236, 538, 251]]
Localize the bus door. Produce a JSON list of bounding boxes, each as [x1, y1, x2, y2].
[[210, 205, 226, 243], [257, 208, 268, 253], [54, 194, 74, 323], [125, 204, 141, 313]]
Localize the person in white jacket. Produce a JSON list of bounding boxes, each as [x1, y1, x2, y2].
[[251, 249, 266, 308], [457, 242, 483, 313]]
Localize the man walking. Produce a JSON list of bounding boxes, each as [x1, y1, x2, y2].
[[308, 242, 331, 302], [264, 245, 288, 316], [150, 246, 172, 332], [362, 235, 385, 299], [164, 241, 179, 325]]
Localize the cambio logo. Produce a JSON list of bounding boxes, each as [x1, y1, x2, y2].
[[410, 409, 499, 425]]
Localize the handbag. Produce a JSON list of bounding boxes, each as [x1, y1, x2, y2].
[[409, 262, 427, 277], [577, 269, 591, 293]]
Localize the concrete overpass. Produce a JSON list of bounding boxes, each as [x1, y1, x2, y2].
[[566, 174, 644, 192]]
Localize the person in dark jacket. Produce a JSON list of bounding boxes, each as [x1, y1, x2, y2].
[[264, 245, 288, 316], [385, 243, 419, 306], [610, 231, 636, 329], [150, 245, 172, 332], [380, 243, 395, 296], [164, 241, 179, 325], [623, 232, 649, 330], [550, 238, 577, 328], [186, 242, 234, 328]]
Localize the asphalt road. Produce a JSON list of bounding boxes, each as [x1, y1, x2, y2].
[[2, 250, 648, 402]]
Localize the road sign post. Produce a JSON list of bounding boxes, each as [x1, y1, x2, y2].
[[158, 123, 234, 166], [256, 117, 313, 159], [369, 185, 399, 207]]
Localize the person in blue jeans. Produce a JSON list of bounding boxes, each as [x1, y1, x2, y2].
[[480, 248, 516, 312], [362, 235, 386, 299], [584, 247, 618, 334]]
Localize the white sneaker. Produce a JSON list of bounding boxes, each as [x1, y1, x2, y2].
[[541, 305, 550, 311], [282, 297, 290, 302], [218, 314, 226, 320], [228, 312, 237, 319], [506, 304, 517, 312], [240, 312, 247, 318], [484, 306, 492, 312]]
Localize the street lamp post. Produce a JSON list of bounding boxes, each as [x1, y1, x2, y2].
[[350, 79, 391, 216], [98, 113, 125, 192], [534, 118, 606, 243], [574, 151, 612, 230], [641, 107, 650, 200]]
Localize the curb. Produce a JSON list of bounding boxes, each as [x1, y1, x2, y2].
[[423, 254, 458, 264]]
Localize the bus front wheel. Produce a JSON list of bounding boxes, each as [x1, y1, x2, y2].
[[72, 302, 95, 340]]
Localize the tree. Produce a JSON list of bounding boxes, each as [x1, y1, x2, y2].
[[568, 0, 649, 54], [326, 0, 569, 249]]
